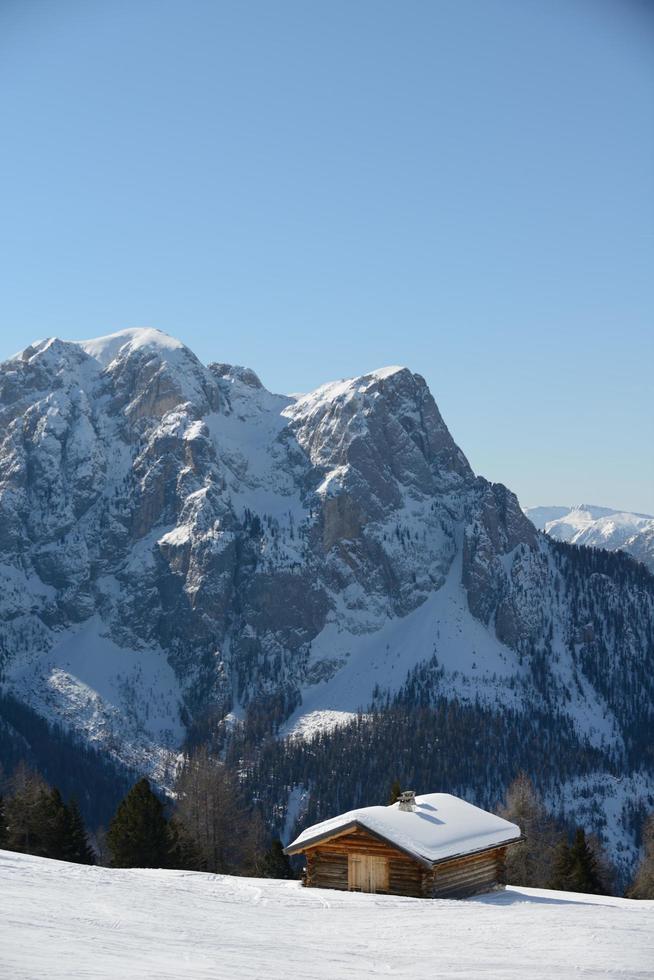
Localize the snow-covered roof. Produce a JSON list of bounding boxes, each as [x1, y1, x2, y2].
[[286, 793, 521, 867]]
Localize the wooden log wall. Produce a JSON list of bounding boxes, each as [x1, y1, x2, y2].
[[301, 829, 508, 900], [426, 846, 507, 899], [304, 827, 423, 897]]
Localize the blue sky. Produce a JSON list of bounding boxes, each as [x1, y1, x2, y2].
[[1, 0, 652, 512]]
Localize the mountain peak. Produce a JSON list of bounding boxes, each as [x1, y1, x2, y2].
[[1, 330, 653, 884], [289, 365, 415, 413], [525, 503, 654, 568], [368, 364, 408, 380], [73, 327, 186, 368]]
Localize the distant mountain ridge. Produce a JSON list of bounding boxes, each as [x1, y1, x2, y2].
[[525, 504, 654, 572], [0, 328, 652, 878]]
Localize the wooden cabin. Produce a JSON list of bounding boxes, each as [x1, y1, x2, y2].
[[284, 791, 522, 899]]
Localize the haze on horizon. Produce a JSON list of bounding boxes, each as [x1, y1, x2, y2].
[[0, 0, 652, 512]]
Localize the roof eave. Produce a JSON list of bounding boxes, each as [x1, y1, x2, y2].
[[284, 819, 432, 868], [284, 819, 360, 856], [429, 834, 525, 867], [285, 822, 524, 869]]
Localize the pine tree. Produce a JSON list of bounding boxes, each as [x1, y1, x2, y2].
[[107, 779, 172, 868], [627, 813, 654, 899], [567, 828, 604, 894], [4, 777, 95, 865], [259, 839, 295, 879], [548, 835, 573, 891], [587, 832, 615, 896], [0, 760, 102, 867], [388, 779, 402, 806], [167, 817, 203, 872], [4, 770, 60, 858], [62, 799, 95, 865], [42, 787, 72, 860]]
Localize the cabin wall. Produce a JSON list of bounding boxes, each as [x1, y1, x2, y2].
[[304, 829, 423, 897], [425, 846, 507, 899], [301, 832, 509, 900]]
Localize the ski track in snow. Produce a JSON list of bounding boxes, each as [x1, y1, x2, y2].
[[1, 850, 652, 980]]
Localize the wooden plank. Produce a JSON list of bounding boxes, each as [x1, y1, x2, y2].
[[302, 828, 509, 899], [435, 856, 498, 878], [347, 853, 390, 893], [435, 858, 498, 880], [432, 865, 500, 898], [389, 857, 422, 898], [434, 865, 498, 888], [428, 847, 502, 898], [310, 849, 349, 891], [433, 846, 505, 871]]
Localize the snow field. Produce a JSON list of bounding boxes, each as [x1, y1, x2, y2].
[[1, 850, 652, 980]]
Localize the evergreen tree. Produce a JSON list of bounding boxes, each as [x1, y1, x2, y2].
[[550, 829, 605, 894], [107, 779, 172, 868], [548, 835, 573, 891], [567, 828, 604, 894], [259, 839, 295, 879], [388, 779, 402, 806], [41, 787, 72, 860], [3, 768, 95, 865], [0, 795, 6, 849], [4, 769, 59, 857], [0, 693, 134, 830], [587, 832, 615, 896], [167, 817, 203, 872], [62, 799, 95, 865], [627, 813, 654, 899]]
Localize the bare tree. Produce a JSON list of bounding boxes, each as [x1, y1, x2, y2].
[[174, 746, 264, 875], [627, 814, 654, 899], [497, 773, 558, 887]]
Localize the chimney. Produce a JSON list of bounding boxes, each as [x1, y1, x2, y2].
[[398, 790, 416, 812]]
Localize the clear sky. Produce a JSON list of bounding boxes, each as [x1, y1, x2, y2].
[[1, 0, 652, 512]]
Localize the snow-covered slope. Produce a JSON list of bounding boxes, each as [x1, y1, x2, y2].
[[525, 504, 654, 572], [1, 850, 652, 980], [0, 328, 653, 870]]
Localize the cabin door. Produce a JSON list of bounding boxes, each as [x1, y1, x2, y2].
[[348, 853, 389, 893]]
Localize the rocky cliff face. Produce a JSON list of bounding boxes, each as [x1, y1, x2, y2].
[[0, 329, 652, 857]]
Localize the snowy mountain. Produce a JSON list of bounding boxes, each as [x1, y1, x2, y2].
[[525, 504, 654, 573], [0, 328, 653, 873], [2, 849, 651, 980]]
